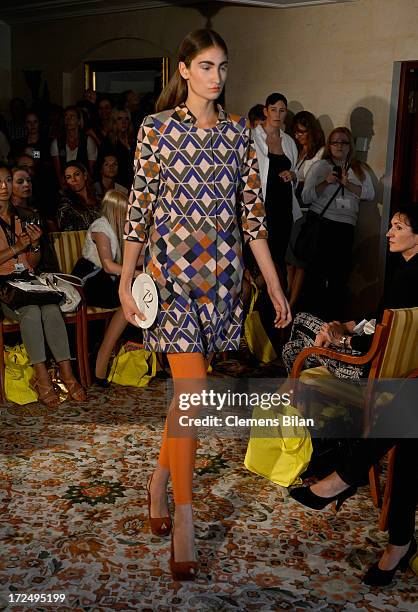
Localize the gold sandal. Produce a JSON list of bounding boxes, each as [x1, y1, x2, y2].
[[29, 376, 60, 408], [61, 378, 87, 402]]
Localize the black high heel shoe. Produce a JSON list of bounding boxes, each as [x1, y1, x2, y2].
[[363, 539, 417, 587], [94, 375, 110, 388], [289, 484, 357, 511]]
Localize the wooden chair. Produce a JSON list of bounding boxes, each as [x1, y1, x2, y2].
[[290, 307, 418, 529], [49, 231, 119, 386]]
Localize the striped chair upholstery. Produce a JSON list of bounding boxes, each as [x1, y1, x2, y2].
[[50, 230, 87, 274], [50, 231, 119, 386], [379, 307, 418, 378]]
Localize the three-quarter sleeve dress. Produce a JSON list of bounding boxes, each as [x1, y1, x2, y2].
[[124, 104, 268, 356]]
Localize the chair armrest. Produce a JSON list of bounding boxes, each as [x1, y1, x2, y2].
[[290, 322, 387, 379]]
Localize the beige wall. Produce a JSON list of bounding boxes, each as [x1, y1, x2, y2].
[[10, 0, 418, 311]]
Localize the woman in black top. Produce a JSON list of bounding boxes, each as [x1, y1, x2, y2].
[[252, 93, 299, 284], [282, 204, 418, 378]]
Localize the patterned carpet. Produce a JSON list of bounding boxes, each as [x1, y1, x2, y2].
[[1, 357, 417, 611]]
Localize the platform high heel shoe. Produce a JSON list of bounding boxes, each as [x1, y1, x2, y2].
[[146, 474, 172, 537], [170, 527, 198, 581], [289, 484, 357, 511]]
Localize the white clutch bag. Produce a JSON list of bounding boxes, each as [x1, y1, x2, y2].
[[131, 273, 159, 329]]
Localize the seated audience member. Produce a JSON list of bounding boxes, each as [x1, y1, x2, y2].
[[57, 161, 101, 231], [72, 190, 135, 386], [94, 154, 127, 200], [248, 104, 265, 129], [99, 108, 135, 189], [51, 106, 98, 187], [252, 92, 301, 286], [97, 96, 114, 143], [290, 384, 417, 586], [283, 204, 418, 379], [11, 111, 50, 163], [11, 167, 58, 271], [0, 163, 85, 407], [15, 153, 35, 177], [286, 111, 325, 309], [300, 127, 375, 319]]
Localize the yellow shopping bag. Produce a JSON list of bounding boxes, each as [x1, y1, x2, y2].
[[244, 282, 277, 363], [107, 343, 157, 387], [244, 403, 313, 487], [4, 344, 38, 405]]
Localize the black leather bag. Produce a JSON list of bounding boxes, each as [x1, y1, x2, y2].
[[0, 271, 63, 311], [294, 185, 342, 262]]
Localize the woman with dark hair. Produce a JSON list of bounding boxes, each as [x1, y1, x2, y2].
[[119, 29, 291, 580], [57, 161, 101, 231], [0, 163, 85, 407], [252, 92, 301, 283], [50, 106, 98, 186], [99, 108, 135, 189], [248, 104, 265, 129], [10, 167, 58, 271], [94, 154, 127, 200], [301, 126, 375, 318], [283, 204, 418, 378], [286, 111, 325, 308]]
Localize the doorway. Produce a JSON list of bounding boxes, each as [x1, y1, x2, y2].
[[391, 61, 418, 211]]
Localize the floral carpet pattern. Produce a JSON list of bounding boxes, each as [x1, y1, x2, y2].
[[1, 359, 417, 611]]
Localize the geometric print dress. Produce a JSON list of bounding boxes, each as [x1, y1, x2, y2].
[[124, 103, 268, 356]]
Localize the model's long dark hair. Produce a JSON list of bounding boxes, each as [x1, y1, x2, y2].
[[156, 29, 228, 112]]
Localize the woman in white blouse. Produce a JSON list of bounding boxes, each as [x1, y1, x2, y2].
[[252, 93, 302, 284], [73, 189, 135, 385], [301, 126, 375, 318]]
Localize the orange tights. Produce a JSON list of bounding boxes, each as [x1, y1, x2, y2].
[[158, 352, 208, 505]]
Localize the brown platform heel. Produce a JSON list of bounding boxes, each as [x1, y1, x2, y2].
[[29, 376, 60, 408], [62, 378, 87, 402], [169, 528, 198, 581], [147, 474, 172, 537]]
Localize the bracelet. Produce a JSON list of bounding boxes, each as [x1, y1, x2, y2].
[[339, 335, 350, 349], [10, 245, 17, 257]]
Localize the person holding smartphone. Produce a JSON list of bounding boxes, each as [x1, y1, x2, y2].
[[300, 127, 374, 319]]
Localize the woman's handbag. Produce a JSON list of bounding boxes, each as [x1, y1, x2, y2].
[[39, 273, 83, 313], [294, 185, 342, 262], [107, 342, 157, 387], [244, 282, 277, 363], [4, 344, 38, 405], [244, 403, 313, 487], [0, 272, 63, 310]]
